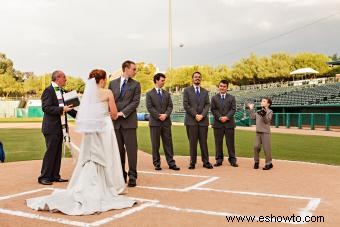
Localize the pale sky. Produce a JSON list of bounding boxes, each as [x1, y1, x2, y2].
[[1, 0, 340, 78]]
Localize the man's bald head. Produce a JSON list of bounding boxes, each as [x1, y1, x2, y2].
[[51, 70, 67, 87]]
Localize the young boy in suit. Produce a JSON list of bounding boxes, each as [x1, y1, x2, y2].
[[247, 97, 274, 170]]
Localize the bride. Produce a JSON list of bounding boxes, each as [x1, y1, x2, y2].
[[27, 69, 136, 215]]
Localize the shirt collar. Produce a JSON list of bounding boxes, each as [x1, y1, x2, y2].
[[51, 81, 59, 88], [193, 85, 200, 90], [121, 75, 129, 81]]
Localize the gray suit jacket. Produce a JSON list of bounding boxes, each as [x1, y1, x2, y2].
[[183, 86, 210, 126], [146, 88, 173, 127], [108, 77, 141, 129], [211, 93, 236, 129]]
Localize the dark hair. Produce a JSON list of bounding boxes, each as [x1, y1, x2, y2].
[[192, 71, 201, 78], [262, 97, 272, 107], [51, 70, 63, 81], [219, 79, 229, 87], [89, 69, 106, 84], [153, 73, 166, 83], [122, 60, 136, 72]]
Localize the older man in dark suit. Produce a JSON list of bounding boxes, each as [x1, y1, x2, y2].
[[108, 60, 141, 187], [146, 73, 180, 171], [39, 70, 77, 185], [210, 80, 238, 167], [183, 71, 213, 170]]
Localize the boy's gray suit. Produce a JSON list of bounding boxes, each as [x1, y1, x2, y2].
[[249, 108, 273, 165]]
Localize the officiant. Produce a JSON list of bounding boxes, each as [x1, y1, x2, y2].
[[38, 70, 77, 185]]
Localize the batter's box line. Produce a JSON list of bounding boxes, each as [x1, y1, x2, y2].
[[137, 170, 220, 192], [0, 187, 159, 227], [194, 187, 321, 224]]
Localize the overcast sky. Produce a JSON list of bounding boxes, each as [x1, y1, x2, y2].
[[1, 0, 340, 78]]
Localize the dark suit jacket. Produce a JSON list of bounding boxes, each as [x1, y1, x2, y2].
[[146, 88, 173, 127], [210, 93, 236, 129], [183, 86, 210, 126], [41, 85, 77, 135], [108, 77, 141, 129]]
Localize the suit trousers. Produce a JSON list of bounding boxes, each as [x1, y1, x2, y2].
[[150, 125, 176, 167], [186, 125, 209, 165], [254, 132, 272, 164], [115, 128, 138, 179], [213, 128, 237, 164], [39, 132, 63, 181]]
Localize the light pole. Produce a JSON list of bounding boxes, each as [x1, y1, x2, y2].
[[169, 0, 172, 70]]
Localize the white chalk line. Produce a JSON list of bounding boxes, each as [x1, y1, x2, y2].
[[183, 176, 219, 191], [139, 170, 211, 178], [0, 187, 158, 227], [90, 201, 158, 226], [195, 187, 319, 200], [0, 187, 53, 201], [0, 208, 89, 227], [0, 171, 322, 226]]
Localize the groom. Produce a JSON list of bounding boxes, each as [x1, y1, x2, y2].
[[109, 60, 141, 187]]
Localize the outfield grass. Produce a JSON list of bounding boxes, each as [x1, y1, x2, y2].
[[138, 125, 340, 166], [0, 118, 43, 123], [0, 128, 71, 162], [1, 125, 339, 165]]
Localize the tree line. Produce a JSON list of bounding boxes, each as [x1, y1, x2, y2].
[[1, 52, 339, 97]]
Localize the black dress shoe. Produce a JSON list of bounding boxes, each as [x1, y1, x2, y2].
[[213, 162, 222, 167], [155, 166, 162, 171], [254, 162, 259, 169], [54, 178, 69, 182], [188, 164, 195, 169], [38, 179, 53, 185], [203, 163, 213, 169], [230, 163, 239, 167], [128, 178, 136, 187], [263, 163, 273, 170], [169, 165, 180, 171]]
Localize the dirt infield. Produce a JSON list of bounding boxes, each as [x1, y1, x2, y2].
[[1, 126, 340, 226]]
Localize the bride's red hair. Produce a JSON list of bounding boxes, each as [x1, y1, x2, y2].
[[89, 69, 106, 84]]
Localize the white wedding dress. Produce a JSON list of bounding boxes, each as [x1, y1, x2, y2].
[[26, 78, 135, 215]]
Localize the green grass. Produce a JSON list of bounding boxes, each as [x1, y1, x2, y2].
[[0, 118, 43, 123], [0, 118, 75, 123], [0, 128, 71, 162], [138, 125, 340, 166], [1, 125, 340, 165]]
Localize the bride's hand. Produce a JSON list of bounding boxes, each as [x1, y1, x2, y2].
[[109, 112, 118, 120]]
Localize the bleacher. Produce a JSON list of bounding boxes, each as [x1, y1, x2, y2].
[[138, 80, 340, 125]]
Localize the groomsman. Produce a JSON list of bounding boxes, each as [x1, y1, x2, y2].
[[146, 73, 180, 171], [210, 80, 238, 167], [183, 71, 213, 169]]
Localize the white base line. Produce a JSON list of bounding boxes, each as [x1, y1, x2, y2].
[[0, 170, 322, 226], [183, 177, 219, 191], [298, 198, 321, 220], [0, 208, 89, 227], [154, 204, 309, 225], [196, 187, 319, 200], [90, 202, 158, 226], [0, 187, 53, 201], [139, 170, 211, 178], [136, 186, 185, 192]]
